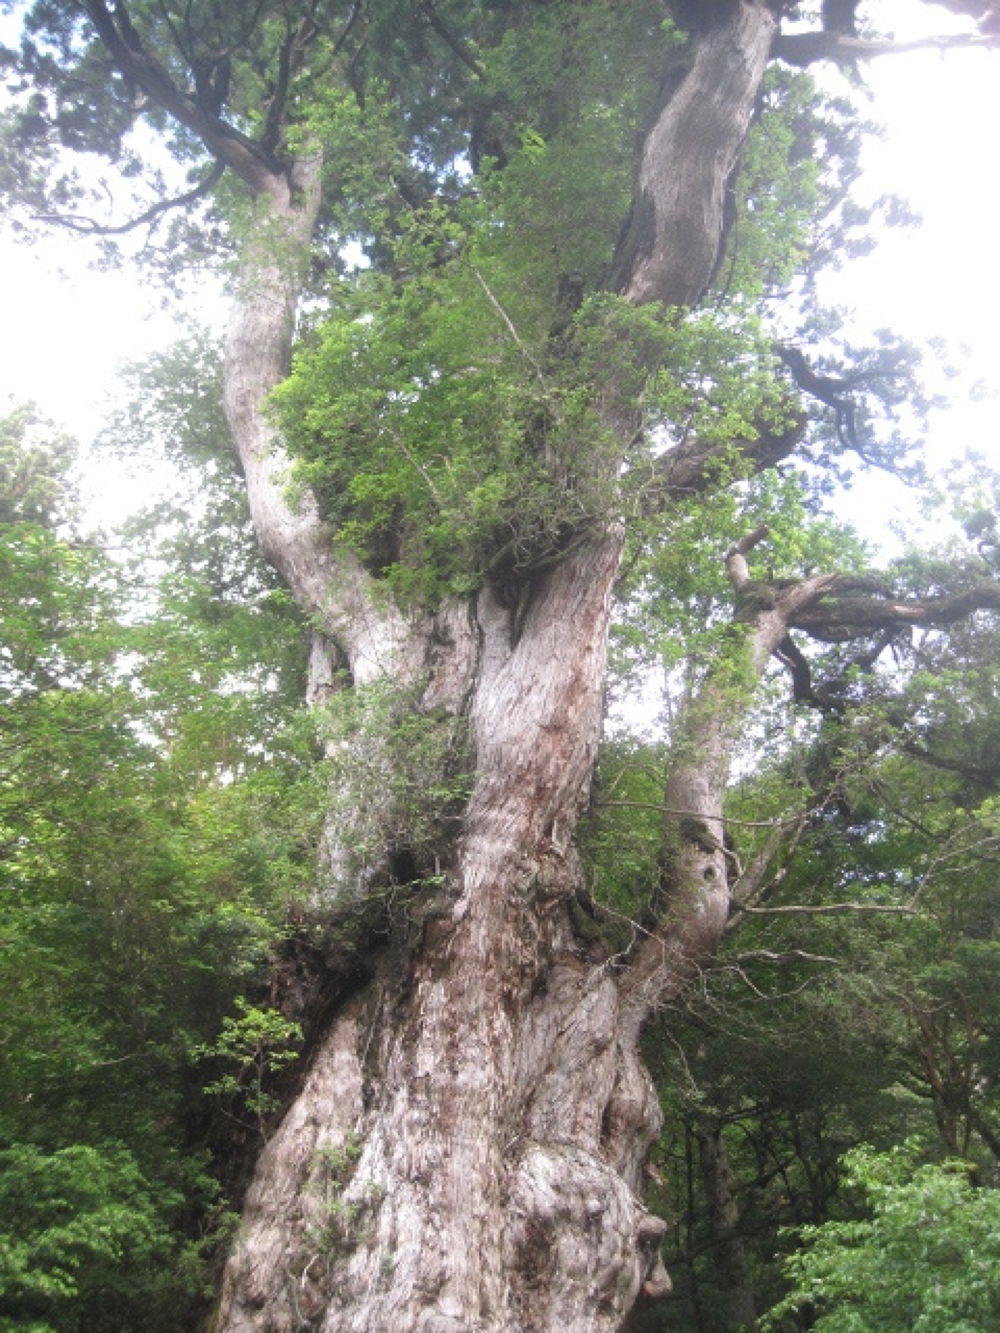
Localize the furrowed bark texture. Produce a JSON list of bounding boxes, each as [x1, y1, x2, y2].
[[216, 5, 781, 1330], [219, 538, 674, 1332], [613, 2, 777, 307]]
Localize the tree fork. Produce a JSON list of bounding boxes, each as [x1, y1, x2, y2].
[[216, 6, 787, 1329], [6, 1, 999, 1330]]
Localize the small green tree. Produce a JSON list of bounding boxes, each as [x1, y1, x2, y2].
[[193, 999, 303, 1139]]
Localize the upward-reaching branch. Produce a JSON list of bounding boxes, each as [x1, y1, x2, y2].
[[81, 0, 283, 192], [261, 7, 324, 156], [611, 2, 777, 307], [622, 523, 1000, 1022]]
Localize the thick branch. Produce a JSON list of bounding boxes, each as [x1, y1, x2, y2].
[[616, 532, 998, 1019], [612, 2, 777, 306], [791, 582, 1000, 642], [725, 525, 771, 587], [777, 344, 864, 448], [81, 0, 282, 193], [901, 739, 1000, 789], [622, 535, 825, 1016], [262, 8, 323, 156], [418, 0, 486, 78], [647, 410, 806, 506], [931, 0, 1000, 32], [723, 524, 1000, 661]]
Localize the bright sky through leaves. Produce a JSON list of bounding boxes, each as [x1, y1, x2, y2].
[[0, 3, 997, 514]]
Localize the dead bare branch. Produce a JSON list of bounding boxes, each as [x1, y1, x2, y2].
[[742, 902, 916, 917], [774, 29, 996, 68], [733, 949, 839, 966]]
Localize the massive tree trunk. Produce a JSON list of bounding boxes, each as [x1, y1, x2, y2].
[[215, 4, 781, 1331], [195, 4, 1000, 1328]]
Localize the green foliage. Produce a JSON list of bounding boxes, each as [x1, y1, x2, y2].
[[298, 1136, 373, 1267], [764, 1146, 1000, 1332], [719, 70, 821, 301], [279, 276, 632, 600], [0, 405, 77, 527], [0, 1142, 207, 1333], [279, 265, 815, 605], [277, 252, 547, 598], [315, 679, 471, 877], [580, 738, 667, 918], [0, 406, 321, 1326], [473, 1, 664, 281], [276, 2, 851, 606], [192, 1000, 303, 1138]]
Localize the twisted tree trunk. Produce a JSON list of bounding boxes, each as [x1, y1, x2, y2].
[[216, 5, 781, 1329]]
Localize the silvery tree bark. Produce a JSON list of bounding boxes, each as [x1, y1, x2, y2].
[[215, 6, 782, 1329]]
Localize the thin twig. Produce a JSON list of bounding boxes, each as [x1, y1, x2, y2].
[[734, 949, 839, 965], [596, 799, 811, 829], [34, 160, 225, 236], [468, 264, 548, 389]]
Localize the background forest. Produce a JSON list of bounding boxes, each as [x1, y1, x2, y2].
[[2, 2, 1000, 1331]]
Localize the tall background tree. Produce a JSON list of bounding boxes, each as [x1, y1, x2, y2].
[[2, 2, 1000, 1329], [0, 399, 314, 1329]]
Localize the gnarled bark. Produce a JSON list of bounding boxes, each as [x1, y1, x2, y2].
[[217, 535, 673, 1332], [612, 2, 777, 307], [215, 6, 788, 1330]]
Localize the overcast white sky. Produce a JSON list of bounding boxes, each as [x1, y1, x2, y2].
[[0, 4, 998, 520], [823, 36, 1000, 479]]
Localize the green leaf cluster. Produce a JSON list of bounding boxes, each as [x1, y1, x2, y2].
[[314, 678, 471, 878], [764, 1146, 1000, 1331], [192, 999, 303, 1138], [0, 1142, 205, 1333]]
